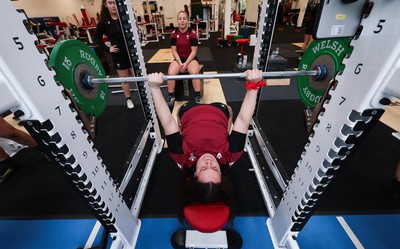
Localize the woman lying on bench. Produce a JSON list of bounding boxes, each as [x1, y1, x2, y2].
[[148, 69, 265, 226]]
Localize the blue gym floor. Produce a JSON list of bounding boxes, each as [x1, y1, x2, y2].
[[1, 214, 399, 248]]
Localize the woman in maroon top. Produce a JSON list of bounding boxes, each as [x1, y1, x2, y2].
[[167, 11, 202, 108], [148, 69, 264, 221]]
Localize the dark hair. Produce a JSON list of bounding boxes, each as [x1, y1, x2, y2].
[[177, 166, 235, 225], [184, 5, 190, 17], [98, 0, 112, 24]]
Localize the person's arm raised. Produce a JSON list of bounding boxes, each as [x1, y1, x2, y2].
[[148, 73, 180, 135], [232, 69, 264, 134]]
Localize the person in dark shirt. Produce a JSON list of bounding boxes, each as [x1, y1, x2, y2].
[[147, 69, 265, 220], [94, 0, 134, 109], [167, 11, 202, 108]]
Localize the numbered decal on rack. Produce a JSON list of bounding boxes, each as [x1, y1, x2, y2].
[[374, 20, 386, 34], [13, 37, 24, 50]]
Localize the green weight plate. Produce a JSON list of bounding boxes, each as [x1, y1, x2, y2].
[[297, 38, 352, 107], [48, 40, 108, 116]]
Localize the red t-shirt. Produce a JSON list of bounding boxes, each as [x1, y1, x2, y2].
[[170, 28, 198, 59], [166, 105, 246, 169]]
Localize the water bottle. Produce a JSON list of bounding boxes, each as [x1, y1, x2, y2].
[[271, 47, 279, 59], [242, 55, 248, 68]]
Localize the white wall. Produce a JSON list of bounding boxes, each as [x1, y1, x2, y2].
[[294, 0, 309, 27], [12, 0, 214, 28], [12, 0, 102, 25], [131, 0, 190, 28], [245, 0, 261, 23]]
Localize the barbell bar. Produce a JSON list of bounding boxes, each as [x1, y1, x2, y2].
[[86, 67, 324, 87], [48, 39, 341, 117]]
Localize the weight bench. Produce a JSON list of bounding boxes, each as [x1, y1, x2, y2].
[[174, 64, 204, 101], [171, 201, 242, 249]]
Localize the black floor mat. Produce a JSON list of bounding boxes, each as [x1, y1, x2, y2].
[[141, 100, 400, 218], [0, 105, 145, 219], [0, 100, 400, 219], [254, 100, 400, 215], [1, 101, 399, 220]]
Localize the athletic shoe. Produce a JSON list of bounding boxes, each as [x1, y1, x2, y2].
[[168, 96, 175, 108], [126, 99, 134, 109], [195, 96, 202, 104]]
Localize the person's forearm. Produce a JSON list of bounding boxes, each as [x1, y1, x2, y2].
[[185, 50, 197, 64], [150, 87, 178, 135], [171, 47, 181, 63], [233, 89, 258, 134], [185, 46, 198, 65], [233, 69, 263, 133], [172, 51, 181, 63], [93, 25, 109, 53], [240, 89, 258, 119], [93, 37, 109, 53]]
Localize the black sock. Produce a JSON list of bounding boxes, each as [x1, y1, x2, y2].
[[169, 92, 175, 98], [126, 97, 131, 100], [195, 92, 201, 97]]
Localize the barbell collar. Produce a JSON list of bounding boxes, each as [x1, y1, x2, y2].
[[313, 65, 327, 81], [88, 70, 320, 85]]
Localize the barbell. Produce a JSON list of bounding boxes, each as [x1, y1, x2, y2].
[[86, 69, 324, 85], [48, 38, 351, 117]]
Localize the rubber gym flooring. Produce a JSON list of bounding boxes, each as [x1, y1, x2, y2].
[[1, 23, 400, 248]]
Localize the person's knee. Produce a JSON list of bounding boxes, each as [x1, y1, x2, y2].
[[187, 61, 200, 74], [168, 61, 180, 75]]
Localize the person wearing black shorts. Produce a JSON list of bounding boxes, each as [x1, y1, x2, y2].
[[94, 0, 135, 109]]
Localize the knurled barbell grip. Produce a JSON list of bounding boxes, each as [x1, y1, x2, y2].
[[88, 70, 320, 85]]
